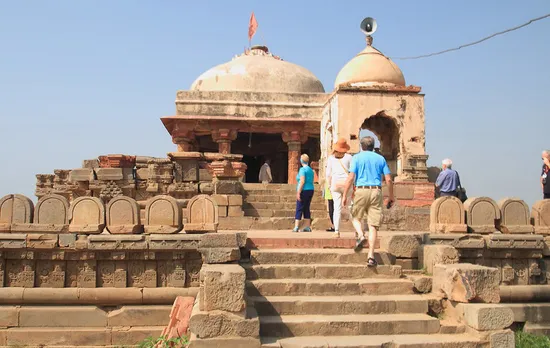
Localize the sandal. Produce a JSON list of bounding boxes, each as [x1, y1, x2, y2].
[[302, 227, 312, 232], [367, 257, 378, 267], [326, 228, 335, 232], [332, 231, 340, 238], [354, 235, 366, 252], [292, 227, 299, 233]]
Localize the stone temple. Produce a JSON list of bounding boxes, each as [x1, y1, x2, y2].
[[1, 23, 550, 348]]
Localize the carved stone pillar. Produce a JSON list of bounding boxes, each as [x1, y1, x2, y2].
[[211, 129, 238, 155], [282, 131, 308, 185], [171, 125, 196, 152]]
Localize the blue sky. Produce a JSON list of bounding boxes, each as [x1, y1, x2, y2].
[[0, 1, 549, 206]]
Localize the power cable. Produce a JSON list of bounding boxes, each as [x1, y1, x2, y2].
[[393, 13, 550, 60]]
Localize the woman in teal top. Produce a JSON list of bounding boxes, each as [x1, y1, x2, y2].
[[293, 154, 315, 232]]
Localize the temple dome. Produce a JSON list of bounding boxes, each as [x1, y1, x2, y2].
[[190, 46, 325, 93], [334, 39, 405, 88]]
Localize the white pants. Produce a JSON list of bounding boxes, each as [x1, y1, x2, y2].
[[331, 189, 352, 232]]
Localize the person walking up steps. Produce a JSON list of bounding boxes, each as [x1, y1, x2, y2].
[[326, 138, 353, 238], [343, 136, 395, 267], [293, 154, 315, 232]]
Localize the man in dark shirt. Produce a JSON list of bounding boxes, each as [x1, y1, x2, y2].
[[541, 151, 550, 199]]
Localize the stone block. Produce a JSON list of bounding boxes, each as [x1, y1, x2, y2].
[[199, 182, 214, 194], [433, 263, 500, 303], [87, 234, 147, 250], [199, 233, 239, 248], [189, 334, 261, 348], [0, 306, 18, 327], [395, 258, 418, 270], [228, 206, 244, 217], [228, 194, 243, 206], [214, 180, 243, 194], [158, 296, 195, 342], [136, 167, 150, 180], [464, 197, 500, 234], [175, 159, 200, 182], [429, 196, 467, 233], [106, 196, 143, 234], [111, 326, 164, 346], [59, 233, 77, 248], [218, 206, 228, 217], [532, 200, 550, 235], [412, 276, 432, 293], [0, 233, 26, 249], [486, 233, 543, 250], [200, 264, 245, 312], [26, 234, 58, 249], [27, 194, 70, 233], [95, 168, 133, 181], [142, 288, 199, 305], [19, 306, 108, 327], [460, 304, 513, 331], [144, 195, 183, 234], [69, 168, 94, 182], [78, 288, 143, 305], [189, 302, 259, 339], [185, 195, 219, 233], [420, 244, 459, 275], [427, 233, 486, 249], [69, 196, 106, 233], [211, 194, 229, 206], [497, 198, 534, 233], [82, 159, 100, 169], [200, 247, 241, 264], [108, 305, 171, 326], [6, 327, 111, 346], [147, 234, 200, 250], [380, 233, 422, 258], [0, 194, 34, 231], [488, 329, 515, 348]]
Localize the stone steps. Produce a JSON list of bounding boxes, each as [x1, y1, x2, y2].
[[243, 263, 402, 280], [244, 209, 329, 218], [250, 249, 395, 265], [258, 313, 440, 337], [260, 334, 483, 348], [243, 202, 326, 211], [246, 278, 413, 296], [249, 295, 428, 316], [245, 195, 325, 204]]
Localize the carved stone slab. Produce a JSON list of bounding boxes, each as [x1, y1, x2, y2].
[[185, 195, 219, 233], [532, 200, 550, 235], [106, 196, 143, 234], [464, 197, 500, 234], [497, 198, 534, 234], [21, 194, 70, 233], [0, 194, 34, 232], [427, 233, 486, 249], [147, 235, 201, 250], [69, 197, 106, 233], [0, 233, 27, 249], [429, 196, 467, 233], [144, 196, 182, 234], [87, 235, 147, 250], [486, 234, 544, 250]]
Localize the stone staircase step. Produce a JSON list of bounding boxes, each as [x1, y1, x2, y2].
[[258, 313, 440, 337], [260, 334, 482, 348], [246, 278, 413, 296], [243, 202, 326, 211], [251, 249, 396, 265], [245, 196, 324, 204], [243, 264, 402, 280], [249, 295, 428, 316], [244, 209, 328, 218]]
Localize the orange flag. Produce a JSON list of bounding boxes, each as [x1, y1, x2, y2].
[[248, 12, 258, 43]]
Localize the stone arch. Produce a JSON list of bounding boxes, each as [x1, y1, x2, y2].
[[429, 196, 467, 233], [185, 194, 219, 233], [0, 194, 34, 232], [360, 112, 400, 176], [35, 194, 70, 225], [464, 197, 500, 234], [106, 196, 143, 234], [531, 200, 550, 235], [497, 198, 533, 234], [69, 197, 106, 233], [144, 195, 182, 234]]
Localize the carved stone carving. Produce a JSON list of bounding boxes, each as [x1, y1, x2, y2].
[[36, 261, 65, 288], [429, 196, 467, 233], [464, 197, 500, 234], [87, 235, 147, 250], [128, 260, 157, 287], [69, 197, 106, 233], [427, 234, 485, 249], [98, 260, 128, 288], [497, 198, 534, 234], [28, 194, 70, 233], [157, 260, 186, 287], [6, 260, 35, 287], [0, 194, 34, 232], [185, 195, 219, 233], [486, 234, 544, 250], [144, 195, 182, 234], [66, 260, 96, 288], [532, 200, 550, 235], [106, 196, 143, 234], [99, 181, 124, 203]]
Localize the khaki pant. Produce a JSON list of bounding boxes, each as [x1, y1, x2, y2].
[[351, 187, 383, 227]]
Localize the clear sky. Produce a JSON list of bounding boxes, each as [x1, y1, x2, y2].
[[0, 1, 549, 207]]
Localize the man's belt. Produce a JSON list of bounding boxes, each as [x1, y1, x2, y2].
[[356, 186, 381, 189]]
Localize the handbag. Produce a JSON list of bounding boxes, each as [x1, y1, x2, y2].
[[332, 158, 349, 194], [456, 172, 468, 203]]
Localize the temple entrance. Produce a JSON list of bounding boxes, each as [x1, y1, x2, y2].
[[233, 133, 288, 183], [360, 112, 399, 176]]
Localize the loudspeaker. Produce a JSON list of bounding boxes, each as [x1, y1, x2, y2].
[[360, 17, 377, 35]]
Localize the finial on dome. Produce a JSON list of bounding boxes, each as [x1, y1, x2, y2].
[[366, 36, 373, 46], [360, 17, 377, 47]]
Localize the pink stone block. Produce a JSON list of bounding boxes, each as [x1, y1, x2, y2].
[[159, 296, 194, 344]]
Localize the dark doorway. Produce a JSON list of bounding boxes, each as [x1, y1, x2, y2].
[[242, 155, 262, 183], [233, 133, 288, 183]]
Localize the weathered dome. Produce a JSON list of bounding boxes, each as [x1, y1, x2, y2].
[[334, 39, 405, 88], [191, 46, 325, 93]]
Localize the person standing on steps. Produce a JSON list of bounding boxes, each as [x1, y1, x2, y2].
[[293, 154, 315, 232], [343, 136, 395, 267], [326, 138, 353, 238]]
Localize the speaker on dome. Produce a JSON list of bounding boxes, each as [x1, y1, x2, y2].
[[360, 17, 377, 35]]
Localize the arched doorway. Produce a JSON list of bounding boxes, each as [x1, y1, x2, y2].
[[359, 112, 400, 177]]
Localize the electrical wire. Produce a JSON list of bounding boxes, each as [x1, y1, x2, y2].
[[393, 13, 550, 60]]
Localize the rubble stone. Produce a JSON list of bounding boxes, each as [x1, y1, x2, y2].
[[420, 244, 459, 275], [433, 263, 500, 303], [460, 304, 513, 331], [200, 264, 245, 312], [380, 233, 422, 258]]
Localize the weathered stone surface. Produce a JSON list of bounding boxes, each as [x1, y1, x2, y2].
[[433, 263, 500, 303], [0, 233, 26, 249], [27, 234, 58, 249], [228, 206, 244, 217], [95, 168, 133, 181], [59, 234, 77, 248], [464, 197, 500, 234], [87, 234, 147, 250], [144, 195, 182, 234], [427, 234, 485, 249], [411, 276, 432, 293], [486, 234, 543, 250], [532, 200, 550, 235], [0, 306, 18, 327], [5, 327, 111, 346], [488, 329, 515, 348], [497, 198, 534, 234], [460, 304, 513, 331], [429, 196, 467, 233], [199, 233, 239, 248], [189, 334, 261, 348], [186, 195, 219, 233], [159, 296, 195, 342], [419, 244, 459, 275], [19, 306, 107, 327], [82, 159, 100, 169], [108, 305, 171, 326], [147, 234, 200, 250], [228, 194, 243, 206], [111, 326, 164, 346], [211, 194, 229, 206], [213, 180, 243, 194], [380, 233, 422, 258], [69, 168, 94, 182], [106, 196, 143, 234], [200, 264, 245, 312], [0, 194, 34, 232], [69, 196, 105, 233], [200, 247, 241, 264], [26, 194, 70, 233], [189, 302, 259, 339]]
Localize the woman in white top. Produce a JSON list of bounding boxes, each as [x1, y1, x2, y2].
[[325, 138, 353, 238]]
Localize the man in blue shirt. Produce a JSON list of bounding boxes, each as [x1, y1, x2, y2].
[[435, 159, 461, 197], [343, 136, 394, 266]]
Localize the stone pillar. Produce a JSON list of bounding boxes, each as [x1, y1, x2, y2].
[[211, 129, 237, 155], [171, 124, 196, 152], [282, 131, 307, 185]]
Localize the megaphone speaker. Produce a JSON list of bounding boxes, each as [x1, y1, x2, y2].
[[360, 17, 377, 35]]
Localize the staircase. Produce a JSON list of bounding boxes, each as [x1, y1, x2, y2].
[[242, 248, 485, 348]]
